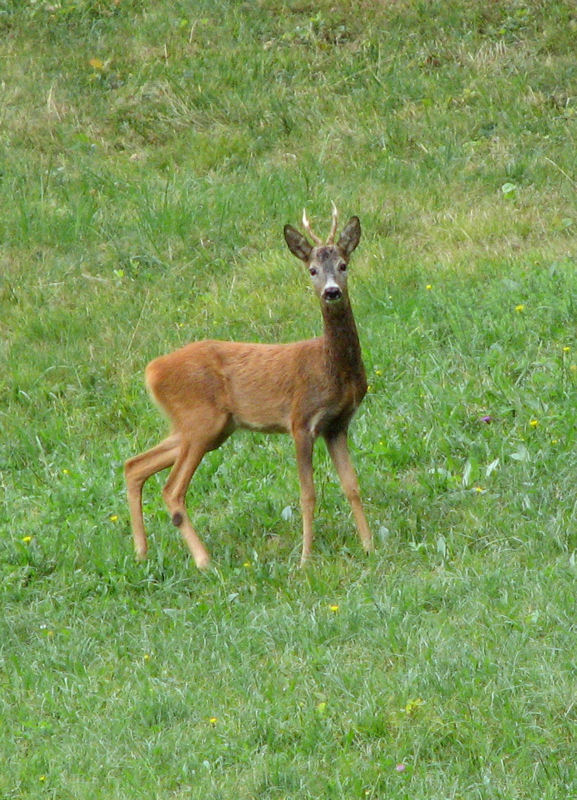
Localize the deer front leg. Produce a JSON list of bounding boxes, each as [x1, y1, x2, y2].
[[293, 428, 316, 566], [325, 430, 373, 554]]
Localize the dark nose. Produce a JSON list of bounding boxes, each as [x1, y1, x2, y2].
[[323, 286, 342, 302]]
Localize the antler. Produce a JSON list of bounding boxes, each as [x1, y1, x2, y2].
[[326, 201, 339, 244], [302, 209, 323, 245], [302, 204, 339, 245]]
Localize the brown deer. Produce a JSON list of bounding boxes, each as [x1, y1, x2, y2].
[[124, 206, 373, 568]]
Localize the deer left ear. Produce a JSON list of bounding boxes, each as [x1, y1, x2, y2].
[[337, 216, 361, 257], [284, 225, 313, 262]]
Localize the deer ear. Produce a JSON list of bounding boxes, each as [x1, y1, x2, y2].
[[337, 216, 361, 257], [284, 225, 313, 262]]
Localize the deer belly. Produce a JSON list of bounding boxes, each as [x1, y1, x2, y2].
[[231, 399, 292, 435], [235, 417, 289, 434]]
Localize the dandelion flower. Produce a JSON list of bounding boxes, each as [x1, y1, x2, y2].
[[22, 536, 33, 543], [209, 717, 218, 726], [329, 604, 340, 612], [109, 514, 119, 522], [529, 419, 539, 428], [563, 346, 571, 353], [426, 284, 432, 291], [515, 304, 525, 312]]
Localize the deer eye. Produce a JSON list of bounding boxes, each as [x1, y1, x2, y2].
[[309, 267, 318, 276], [338, 262, 347, 272]]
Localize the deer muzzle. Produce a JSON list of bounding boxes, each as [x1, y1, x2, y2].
[[322, 285, 343, 303]]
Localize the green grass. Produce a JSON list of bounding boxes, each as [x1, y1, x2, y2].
[[2, 0, 577, 797]]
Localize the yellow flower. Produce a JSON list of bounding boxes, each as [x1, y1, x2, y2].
[[426, 284, 432, 291], [109, 514, 119, 522], [316, 701, 327, 714], [243, 561, 252, 568], [329, 604, 339, 613], [209, 717, 218, 726], [515, 304, 525, 312], [89, 57, 105, 70], [404, 697, 425, 715], [529, 419, 539, 428], [563, 346, 571, 353], [22, 536, 33, 543], [62, 469, 70, 475]]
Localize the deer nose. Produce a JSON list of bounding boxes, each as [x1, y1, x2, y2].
[[323, 286, 342, 302]]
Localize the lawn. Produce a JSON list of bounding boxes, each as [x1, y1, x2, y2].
[[1, 1, 577, 797]]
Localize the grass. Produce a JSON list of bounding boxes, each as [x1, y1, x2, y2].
[[2, 0, 577, 797]]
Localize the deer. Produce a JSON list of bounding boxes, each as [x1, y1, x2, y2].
[[124, 206, 373, 569]]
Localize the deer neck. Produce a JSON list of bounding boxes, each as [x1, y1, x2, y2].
[[320, 293, 365, 383]]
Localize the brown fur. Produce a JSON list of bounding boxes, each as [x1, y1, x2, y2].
[[124, 211, 373, 568]]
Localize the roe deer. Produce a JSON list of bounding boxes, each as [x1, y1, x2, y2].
[[124, 206, 373, 568]]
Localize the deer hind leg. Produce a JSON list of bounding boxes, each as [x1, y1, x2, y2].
[[325, 430, 373, 554], [293, 428, 316, 566], [161, 411, 231, 569], [124, 433, 181, 560]]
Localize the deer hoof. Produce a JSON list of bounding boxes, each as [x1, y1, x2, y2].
[[195, 552, 211, 570]]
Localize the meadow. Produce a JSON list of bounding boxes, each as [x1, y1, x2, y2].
[[1, 0, 577, 797]]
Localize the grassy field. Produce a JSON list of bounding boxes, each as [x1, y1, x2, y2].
[[2, 0, 577, 797]]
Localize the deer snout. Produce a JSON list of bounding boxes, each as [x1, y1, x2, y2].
[[322, 285, 343, 303]]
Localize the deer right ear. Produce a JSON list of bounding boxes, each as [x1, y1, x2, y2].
[[284, 225, 313, 262]]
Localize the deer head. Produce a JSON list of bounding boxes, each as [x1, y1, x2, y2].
[[284, 206, 361, 305]]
